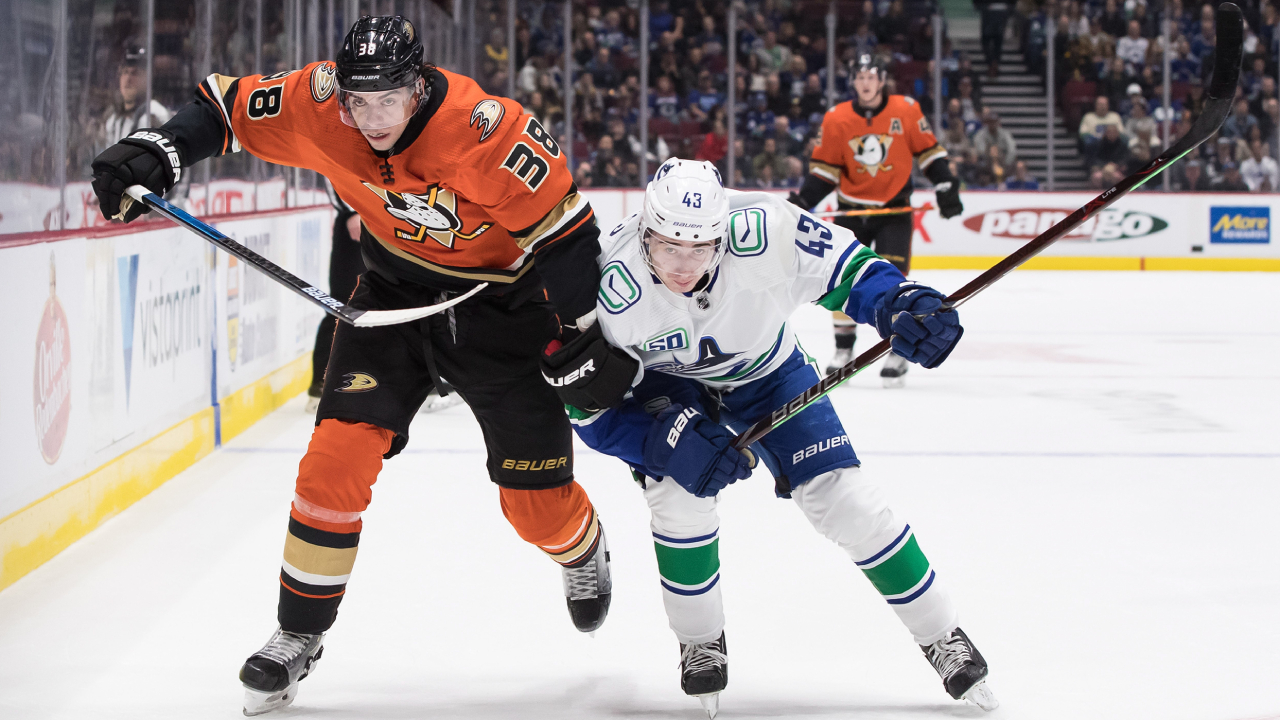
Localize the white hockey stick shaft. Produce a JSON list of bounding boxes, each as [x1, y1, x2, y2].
[[123, 185, 486, 327]]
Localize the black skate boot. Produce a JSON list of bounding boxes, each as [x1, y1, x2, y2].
[[562, 524, 612, 633], [880, 353, 908, 388], [239, 628, 325, 716], [920, 627, 998, 710], [680, 632, 728, 719]]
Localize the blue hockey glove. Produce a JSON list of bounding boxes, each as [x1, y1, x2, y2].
[[643, 404, 753, 498], [873, 282, 964, 368]]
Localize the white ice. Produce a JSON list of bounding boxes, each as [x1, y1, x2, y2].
[[1, 270, 1277, 720]]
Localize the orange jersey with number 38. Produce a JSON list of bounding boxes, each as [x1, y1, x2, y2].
[[195, 62, 590, 291], [809, 95, 947, 207]]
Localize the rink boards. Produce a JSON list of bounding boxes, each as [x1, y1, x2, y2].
[[0, 207, 332, 591], [1, 187, 1277, 593]]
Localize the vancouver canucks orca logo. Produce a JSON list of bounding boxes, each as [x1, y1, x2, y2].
[[470, 100, 505, 142], [363, 182, 492, 249], [648, 336, 748, 377], [850, 133, 894, 177]]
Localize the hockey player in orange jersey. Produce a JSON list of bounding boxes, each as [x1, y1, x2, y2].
[[90, 16, 640, 716], [790, 54, 965, 388]]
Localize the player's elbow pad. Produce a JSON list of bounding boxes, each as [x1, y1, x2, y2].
[[540, 323, 639, 413], [924, 155, 955, 186]]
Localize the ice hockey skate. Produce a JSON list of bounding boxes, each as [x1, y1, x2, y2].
[[825, 346, 853, 376], [880, 353, 908, 388], [562, 525, 612, 633], [417, 385, 465, 414], [921, 627, 998, 710], [239, 628, 325, 716], [680, 632, 728, 719]]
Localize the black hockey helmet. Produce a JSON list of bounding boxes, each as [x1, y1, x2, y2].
[[850, 53, 889, 81], [336, 16, 424, 92], [335, 16, 428, 130]]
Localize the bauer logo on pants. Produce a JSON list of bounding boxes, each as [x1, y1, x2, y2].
[[336, 372, 378, 392]]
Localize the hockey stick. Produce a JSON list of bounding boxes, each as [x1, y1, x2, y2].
[[732, 2, 1243, 452], [812, 202, 934, 219], [122, 185, 487, 327]]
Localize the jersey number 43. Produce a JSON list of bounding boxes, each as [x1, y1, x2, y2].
[[795, 215, 834, 257]]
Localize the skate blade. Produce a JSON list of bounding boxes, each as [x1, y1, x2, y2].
[[962, 680, 999, 711], [418, 394, 465, 414], [242, 683, 298, 716], [881, 374, 905, 389], [697, 692, 720, 719]]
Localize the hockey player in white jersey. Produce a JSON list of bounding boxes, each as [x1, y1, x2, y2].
[[540, 159, 996, 717]]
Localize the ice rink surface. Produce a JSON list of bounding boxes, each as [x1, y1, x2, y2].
[[1, 270, 1277, 720]]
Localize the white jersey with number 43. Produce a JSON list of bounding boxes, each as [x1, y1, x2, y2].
[[595, 191, 905, 390]]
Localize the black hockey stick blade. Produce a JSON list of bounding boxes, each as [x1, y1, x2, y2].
[[732, 3, 1243, 451], [123, 185, 487, 327]]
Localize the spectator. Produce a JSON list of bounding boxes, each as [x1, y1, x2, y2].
[[1079, 96, 1124, 164], [1175, 158, 1213, 190], [587, 47, 620, 90], [1241, 139, 1279, 191], [1094, 123, 1131, 169], [686, 70, 723, 124], [974, 0, 1011, 78], [849, 22, 878, 59], [695, 118, 729, 165], [1261, 98, 1280, 150], [1002, 159, 1040, 190], [782, 156, 806, 187], [693, 14, 722, 56], [877, 0, 913, 46], [755, 161, 780, 189], [1115, 20, 1150, 68], [955, 77, 983, 132], [1098, 59, 1135, 112], [1121, 83, 1150, 119], [1126, 138, 1154, 176], [1221, 97, 1259, 140], [745, 92, 775, 140], [1249, 77, 1276, 121], [1125, 96, 1159, 144], [973, 109, 1018, 164], [799, 74, 827, 117], [1098, 0, 1127, 38], [773, 115, 801, 156], [650, 74, 682, 121], [764, 73, 791, 116], [1211, 161, 1250, 192], [942, 120, 974, 158], [1168, 36, 1202, 83], [751, 136, 789, 181], [980, 144, 1008, 186], [755, 30, 792, 73]]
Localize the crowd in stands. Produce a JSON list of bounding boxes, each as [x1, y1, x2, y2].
[[1019, 0, 1279, 190]]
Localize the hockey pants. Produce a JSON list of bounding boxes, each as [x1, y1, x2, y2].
[[277, 418, 600, 634], [645, 465, 958, 647]]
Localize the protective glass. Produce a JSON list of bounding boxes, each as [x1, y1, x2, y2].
[[337, 81, 425, 130]]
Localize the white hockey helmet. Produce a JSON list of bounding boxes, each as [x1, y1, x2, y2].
[[640, 158, 731, 286]]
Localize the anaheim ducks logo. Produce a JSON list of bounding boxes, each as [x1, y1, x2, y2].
[[336, 372, 378, 392], [363, 182, 492, 249], [310, 62, 336, 103], [470, 99, 505, 142], [849, 133, 894, 177]]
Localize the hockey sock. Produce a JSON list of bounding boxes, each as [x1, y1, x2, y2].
[[792, 468, 957, 646], [645, 477, 725, 644], [500, 482, 600, 567], [833, 312, 857, 348], [279, 419, 393, 634]]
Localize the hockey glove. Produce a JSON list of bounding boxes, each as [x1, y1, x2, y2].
[[541, 321, 639, 412], [643, 404, 753, 498], [91, 128, 183, 222], [934, 181, 963, 219], [873, 282, 964, 369]]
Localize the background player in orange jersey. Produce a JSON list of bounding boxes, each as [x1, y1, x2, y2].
[[90, 16, 640, 716], [790, 54, 964, 388]]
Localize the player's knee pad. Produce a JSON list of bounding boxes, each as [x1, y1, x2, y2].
[[499, 482, 599, 565], [644, 476, 720, 538], [292, 418, 394, 533], [791, 466, 902, 559]]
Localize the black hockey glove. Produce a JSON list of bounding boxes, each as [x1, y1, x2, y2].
[[933, 181, 963, 220], [540, 322, 639, 412], [873, 282, 964, 369], [91, 129, 183, 222]]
